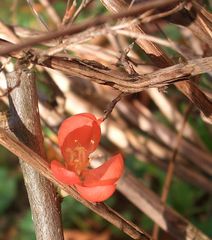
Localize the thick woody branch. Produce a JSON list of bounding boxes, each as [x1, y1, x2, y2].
[[32, 54, 212, 90], [6, 69, 64, 240], [31, 54, 212, 122]]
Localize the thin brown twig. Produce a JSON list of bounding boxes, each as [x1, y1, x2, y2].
[[152, 104, 193, 240], [0, 0, 180, 56], [45, 19, 142, 55], [142, 1, 185, 23], [70, 0, 93, 24], [105, 24, 137, 74], [26, 0, 49, 30], [62, 0, 76, 25], [103, 92, 126, 121], [115, 29, 182, 54]]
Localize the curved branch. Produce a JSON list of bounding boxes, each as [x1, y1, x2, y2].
[[0, 128, 151, 240]]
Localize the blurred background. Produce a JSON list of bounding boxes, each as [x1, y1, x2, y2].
[[0, 0, 212, 240]]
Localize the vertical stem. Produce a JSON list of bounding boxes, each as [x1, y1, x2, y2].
[[6, 68, 64, 240]]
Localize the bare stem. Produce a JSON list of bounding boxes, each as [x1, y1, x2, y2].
[[6, 67, 64, 240]]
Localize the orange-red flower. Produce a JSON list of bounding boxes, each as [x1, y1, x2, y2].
[[50, 113, 124, 202]]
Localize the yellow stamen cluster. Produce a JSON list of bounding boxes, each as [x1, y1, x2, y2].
[[65, 143, 89, 175]]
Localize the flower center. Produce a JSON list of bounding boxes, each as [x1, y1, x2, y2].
[[65, 143, 89, 175]]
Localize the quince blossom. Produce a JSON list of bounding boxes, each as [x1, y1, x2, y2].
[[51, 113, 124, 202]]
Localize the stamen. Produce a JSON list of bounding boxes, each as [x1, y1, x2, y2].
[[65, 143, 89, 175]]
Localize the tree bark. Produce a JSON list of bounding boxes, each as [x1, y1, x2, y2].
[[6, 68, 64, 240]]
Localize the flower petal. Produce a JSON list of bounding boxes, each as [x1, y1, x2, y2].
[[58, 113, 101, 157], [82, 153, 124, 187], [58, 113, 100, 147], [51, 160, 81, 185], [75, 184, 116, 202]]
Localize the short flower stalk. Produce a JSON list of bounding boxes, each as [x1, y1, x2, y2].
[[51, 113, 124, 202]]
